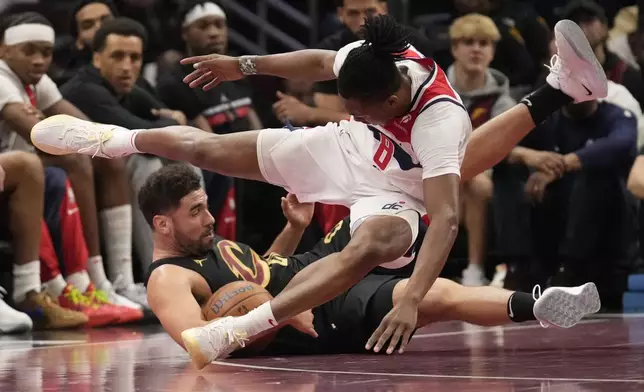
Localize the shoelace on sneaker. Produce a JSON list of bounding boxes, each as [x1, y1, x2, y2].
[[532, 285, 549, 328], [203, 323, 248, 360], [66, 287, 95, 308], [61, 124, 111, 158], [544, 54, 560, 74], [88, 289, 112, 305]]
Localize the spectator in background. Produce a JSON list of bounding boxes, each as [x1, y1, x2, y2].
[[449, 0, 538, 87], [50, 0, 116, 85], [495, 100, 638, 307], [0, 12, 144, 312], [60, 17, 195, 275], [0, 151, 88, 333], [157, 1, 261, 134], [557, 0, 644, 108], [447, 13, 515, 286], [50, 0, 158, 94]]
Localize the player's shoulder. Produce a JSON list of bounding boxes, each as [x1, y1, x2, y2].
[[599, 100, 637, 121]]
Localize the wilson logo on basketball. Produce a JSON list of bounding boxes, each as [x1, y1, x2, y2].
[[209, 284, 255, 315]]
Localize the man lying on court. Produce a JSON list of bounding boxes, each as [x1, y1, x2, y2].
[[142, 164, 600, 369]]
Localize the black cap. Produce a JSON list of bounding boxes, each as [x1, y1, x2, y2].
[[555, 0, 607, 24]]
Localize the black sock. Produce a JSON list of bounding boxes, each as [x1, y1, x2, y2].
[[507, 292, 537, 323], [520, 84, 573, 125]]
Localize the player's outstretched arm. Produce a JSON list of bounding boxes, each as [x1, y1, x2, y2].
[[367, 173, 460, 354], [147, 265, 208, 348], [180, 50, 338, 91]]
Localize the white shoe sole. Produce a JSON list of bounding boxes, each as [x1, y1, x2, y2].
[[0, 323, 32, 334], [181, 329, 212, 370], [534, 282, 601, 328], [555, 20, 607, 99]]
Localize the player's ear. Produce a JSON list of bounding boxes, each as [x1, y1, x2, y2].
[[153, 215, 171, 234], [386, 94, 398, 108]]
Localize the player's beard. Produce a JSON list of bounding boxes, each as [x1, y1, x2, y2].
[[175, 226, 214, 257]]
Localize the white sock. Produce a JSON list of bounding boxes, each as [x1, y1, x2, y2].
[[229, 302, 277, 337], [43, 274, 68, 297], [12, 261, 41, 303], [65, 270, 92, 293], [103, 127, 141, 157], [100, 205, 135, 287], [87, 255, 109, 290], [466, 263, 484, 274]]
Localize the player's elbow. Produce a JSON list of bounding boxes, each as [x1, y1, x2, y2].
[[435, 206, 459, 239]]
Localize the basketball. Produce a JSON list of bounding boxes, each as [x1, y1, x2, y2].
[[202, 281, 277, 352]]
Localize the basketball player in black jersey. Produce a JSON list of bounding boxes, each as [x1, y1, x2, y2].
[[143, 164, 600, 369]]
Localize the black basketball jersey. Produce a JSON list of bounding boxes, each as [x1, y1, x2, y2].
[[145, 217, 353, 297]]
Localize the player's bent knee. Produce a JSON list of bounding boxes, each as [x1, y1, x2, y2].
[[16, 150, 44, 174], [346, 216, 412, 269], [0, 151, 45, 187]]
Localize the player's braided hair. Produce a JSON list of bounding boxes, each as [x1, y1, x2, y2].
[[139, 164, 203, 227], [0, 12, 52, 43], [337, 14, 412, 103]]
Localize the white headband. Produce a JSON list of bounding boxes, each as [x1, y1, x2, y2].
[[3, 23, 55, 46], [183, 2, 226, 27]]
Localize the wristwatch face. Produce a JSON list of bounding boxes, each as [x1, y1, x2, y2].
[[240, 57, 255, 75]]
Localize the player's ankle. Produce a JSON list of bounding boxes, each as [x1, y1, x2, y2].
[[507, 292, 537, 323], [234, 302, 277, 336], [521, 84, 573, 125], [104, 128, 141, 157]]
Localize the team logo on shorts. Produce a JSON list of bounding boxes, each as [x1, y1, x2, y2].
[[382, 201, 405, 211]]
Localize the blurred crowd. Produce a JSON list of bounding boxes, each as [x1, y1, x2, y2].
[[1, 0, 644, 334]]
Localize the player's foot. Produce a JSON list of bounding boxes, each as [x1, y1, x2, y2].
[[546, 20, 607, 102], [461, 264, 487, 286], [57, 284, 119, 328], [85, 283, 144, 324], [112, 276, 150, 310], [0, 286, 32, 333], [533, 282, 601, 328], [16, 290, 88, 330], [181, 317, 248, 370], [30, 114, 126, 158]]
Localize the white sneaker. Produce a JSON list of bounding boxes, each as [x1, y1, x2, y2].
[[181, 317, 248, 370], [30, 115, 120, 158], [461, 264, 487, 286], [113, 276, 149, 310], [533, 282, 601, 328], [99, 283, 142, 310], [546, 20, 607, 103], [0, 287, 33, 333]]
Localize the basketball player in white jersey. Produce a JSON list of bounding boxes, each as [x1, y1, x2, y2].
[[31, 13, 606, 366]]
